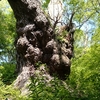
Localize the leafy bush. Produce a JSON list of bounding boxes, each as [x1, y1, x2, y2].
[[0, 63, 17, 85], [29, 77, 72, 100], [0, 64, 28, 100]]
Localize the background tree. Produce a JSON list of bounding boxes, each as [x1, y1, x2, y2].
[[0, 0, 16, 85]]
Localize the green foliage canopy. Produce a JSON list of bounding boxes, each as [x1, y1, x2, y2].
[[0, 0, 100, 99]]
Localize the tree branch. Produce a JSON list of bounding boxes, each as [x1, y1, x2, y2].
[[78, 13, 94, 29]]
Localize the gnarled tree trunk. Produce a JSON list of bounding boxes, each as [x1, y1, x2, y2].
[[7, 0, 75, 89]]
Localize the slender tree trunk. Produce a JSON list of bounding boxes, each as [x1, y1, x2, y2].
[[7, 0, 74, 88]]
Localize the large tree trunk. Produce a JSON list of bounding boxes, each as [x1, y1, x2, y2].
[[7, 0, 74, 89]]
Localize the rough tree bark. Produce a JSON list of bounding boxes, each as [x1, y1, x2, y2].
[[7, 0, 75, 89]]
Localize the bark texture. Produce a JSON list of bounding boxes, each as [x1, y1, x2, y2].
[[8, 0, 74, 88]]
